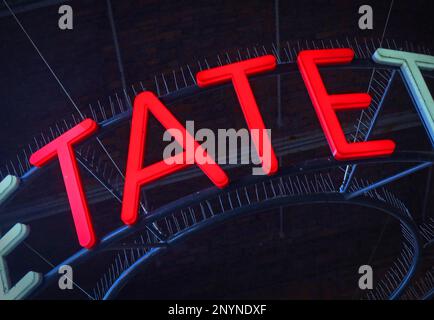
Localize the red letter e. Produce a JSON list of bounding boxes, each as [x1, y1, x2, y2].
[[297, 49, 395, 160]]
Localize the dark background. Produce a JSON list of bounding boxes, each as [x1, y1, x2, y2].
[[0, 0, 433, 299]]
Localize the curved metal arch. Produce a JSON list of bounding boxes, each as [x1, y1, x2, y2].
[[29, 152, 433, 299], [400, 224, 434, 301], [2, 38, 432, 300], [422, 289, 434, 300], [0, 60, 398, 197], [4, 59, 433, 215], [38, 153, 432, 273], [101, 192, 420, 300], [2, 37, 433, 212], [400, 266, 434, 301]]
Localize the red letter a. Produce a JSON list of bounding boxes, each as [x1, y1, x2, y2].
[[297, 49, 395, 160], [121, 92, 228, 225]]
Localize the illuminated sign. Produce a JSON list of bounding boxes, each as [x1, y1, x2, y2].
[[21, 48, 434, 250]]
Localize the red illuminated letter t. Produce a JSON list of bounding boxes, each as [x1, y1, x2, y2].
[[196, 55, 278, 174], [29, 119, 98, 249]]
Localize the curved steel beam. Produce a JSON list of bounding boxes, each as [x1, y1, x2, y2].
[[30, 153, 430, 298], [101, 193, 420, 300], [422, 288, 434, 300], [4, 60, 433, 204]]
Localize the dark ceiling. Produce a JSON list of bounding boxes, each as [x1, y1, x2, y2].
[[0, 0, 433, 300]]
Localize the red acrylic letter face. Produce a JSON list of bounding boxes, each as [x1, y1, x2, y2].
[[29, 119, 98, 249], [297, 48, 396, 160], [196, 55, 278, 175], [121, 92, 228, 225]]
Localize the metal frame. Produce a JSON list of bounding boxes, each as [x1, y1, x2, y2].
[[1, 38, 433, 300]]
